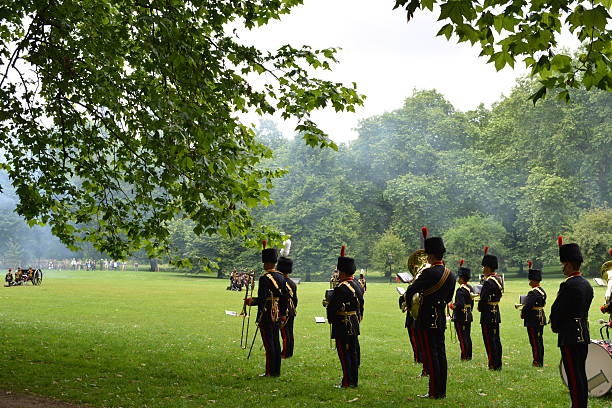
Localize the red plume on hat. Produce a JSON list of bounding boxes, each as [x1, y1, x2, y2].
[[262, 240, 267, 249], [421, 227, 428, 239], [459, 259, 464, 267], [484, 246, 489, 255], [609, 249, 611, 257], [557, 235, 563, 247], [528, 260, 533, 269], [340, 245, 346, 257]]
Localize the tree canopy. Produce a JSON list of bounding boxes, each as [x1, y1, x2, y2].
[[394, 0, 612, 103], [0, 1, 363, 259]]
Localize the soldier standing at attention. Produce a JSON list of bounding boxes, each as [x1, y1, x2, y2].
[[478, 246, 503, 371], [358, 273, 367, 293], [550, 237, 593, 408], [521, 261, 547, 367], [327, 245, 364, 388], [278, 256, 297, 359], [450, 260, 473, 361], [245, 241, 288, 377], [401, 228, 456, 399]]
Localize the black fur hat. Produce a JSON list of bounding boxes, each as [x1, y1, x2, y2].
[[424, 237, 446, 256], [458, 267, 471, 281], [528, 268, 542, 281], [261, 240, 278, 264], [337, 245, 356, 275], [481, 246, 498, 269], [558, 237, 583, 263], [277, 257, 293, 274]]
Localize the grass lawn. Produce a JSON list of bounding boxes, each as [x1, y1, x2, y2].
[[1, 269, 611, 407]]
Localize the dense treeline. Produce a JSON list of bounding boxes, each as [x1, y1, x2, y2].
[[0, 80, 610, 278], [171, 80, 610, 280]]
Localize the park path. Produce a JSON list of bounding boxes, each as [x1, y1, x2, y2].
[[0, 389, 91, 408]]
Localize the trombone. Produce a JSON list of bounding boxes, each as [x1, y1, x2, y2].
[[240, 270, 256, 349]]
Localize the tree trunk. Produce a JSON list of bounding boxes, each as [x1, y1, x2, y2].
[[149, 259, 158, 272]]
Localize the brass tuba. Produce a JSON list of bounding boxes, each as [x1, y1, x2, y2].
[[403, 249, 430, 319]]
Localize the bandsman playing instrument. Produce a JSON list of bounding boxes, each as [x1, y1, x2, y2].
[[400, 228, 430, 373], [478, 246, 503, 371], [326, 246, 364, 388], [278, 256, 297, 359], [550, 237, 593, 408], [245, 242, 288, 377], [400, 230, 455, 399], [521, 261, 547, 367], [450, 260, 473, 361]]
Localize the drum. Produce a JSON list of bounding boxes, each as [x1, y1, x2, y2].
[[560, 339, 612, 397]]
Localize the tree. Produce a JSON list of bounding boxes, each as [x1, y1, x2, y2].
[[566, 208, 612, 276], [515, 167, 579, 264], [393, 0, 611, 102], [443, 215, 508, 272], [0, 1, 363, 260], [371, 229, 407, 277]]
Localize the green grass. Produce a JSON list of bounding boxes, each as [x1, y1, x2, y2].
[[1, 270, 611, 407]]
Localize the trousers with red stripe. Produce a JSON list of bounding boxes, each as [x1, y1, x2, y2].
[[280, 315, 295, 358], [454, 321, 472, 360], [260, 322, 281, 376], [481, 323, 502, 370], [561, 344, 588, 408], [420, 328, 447, 398], [335, 335, 359, 387], [527, 326, 544, 367]]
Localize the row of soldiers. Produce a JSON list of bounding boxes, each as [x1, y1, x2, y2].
[[243, 234, 597, 407], [399, 231, 593, 408]]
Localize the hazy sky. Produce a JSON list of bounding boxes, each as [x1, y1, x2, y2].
[[242, 0, 577, 143]]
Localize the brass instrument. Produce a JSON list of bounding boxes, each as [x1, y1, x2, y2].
[[514, 295, 528, 310], [601, 260, 612, 281], [471, 284, 483, 300], [401, 249, 430, 319]]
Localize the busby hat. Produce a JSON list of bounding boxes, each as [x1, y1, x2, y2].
[[421, 227, 446, 256], [557, 236, 583, 262], [481, 246, 498, 269], [527, 261, 542, 281], [337, 245, 356, 275], [261, 240, 278, 264], [457, 259, 471, 281], [276, 256, 293, 274]]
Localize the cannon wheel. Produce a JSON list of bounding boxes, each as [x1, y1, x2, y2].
[[32, 269, 43, 286]]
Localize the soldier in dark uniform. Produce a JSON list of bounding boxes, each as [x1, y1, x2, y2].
[[5, 268, 14, 286], [326, 248, 364, 388], [400, 234, 456, 399], [450, 261, 473, 361], [478, 246, 503, 371], [245, 243, 288, 377], [278, 256, 297, 359], [521, 262, 547, 367], [358, 273, 367, 293], [550, 237, 593, 408]]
